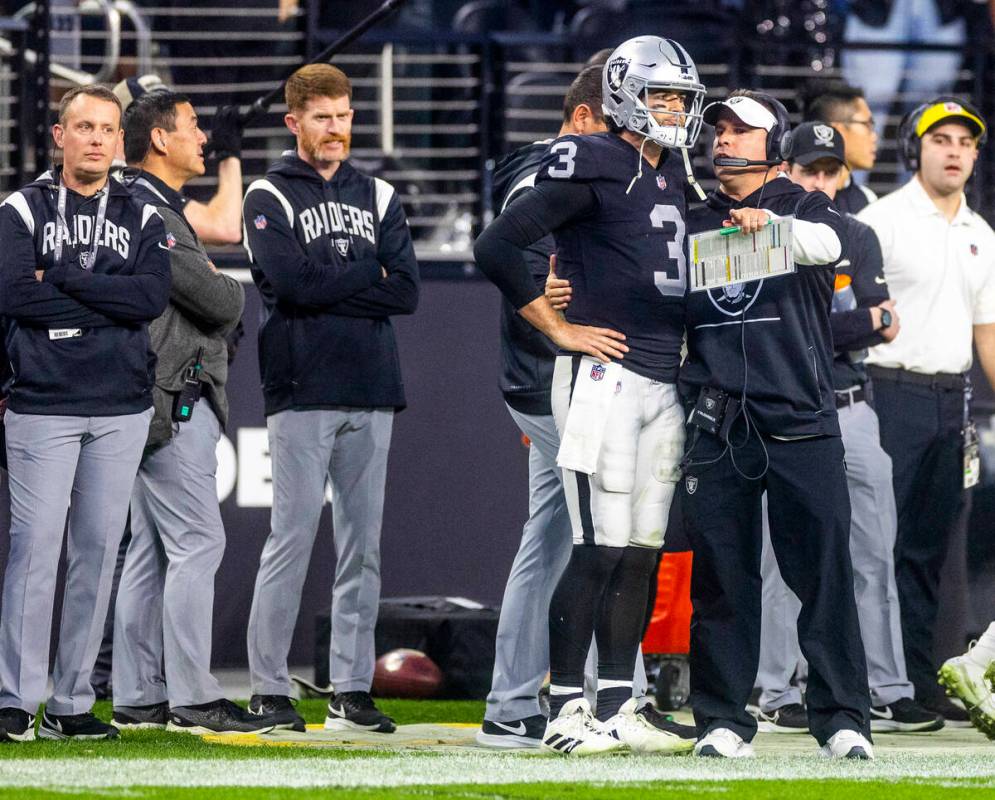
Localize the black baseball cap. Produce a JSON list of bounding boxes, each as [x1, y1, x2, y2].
[[788, 121, 846, 166]]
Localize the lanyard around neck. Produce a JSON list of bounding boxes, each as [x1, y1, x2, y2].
[[54, 180, 110, 270]]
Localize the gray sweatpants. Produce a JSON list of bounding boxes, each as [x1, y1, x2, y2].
[[247, 407, 394, 696], [112, 399, 226, 709], [0, 408, 151, 715], [757, 399, 913, 709], [484, 406, 647, 723]]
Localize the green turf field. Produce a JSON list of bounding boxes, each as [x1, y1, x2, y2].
[[1, 699, 992, 799]]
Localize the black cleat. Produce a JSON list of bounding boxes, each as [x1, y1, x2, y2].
[[754, 702, 809, 734], [637, 703, 697, 741], [38, 711, 119, 740], [248, 694, 306, 732], [324, 691, 396, 733], [920, 694, 974, 728], [870, 697, 944, 732], [0, 708, 36, 742], [112, 702, 169, 730], [168, 698, 277, 735], [475, 714, 546, 748]]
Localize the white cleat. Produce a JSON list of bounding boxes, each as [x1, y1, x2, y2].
[[694, 727, 754, 758], [540, 698, 625, 756], [820, 729, 874, 760], [602, 698, 694, 755], [939, 651, 992, 709]]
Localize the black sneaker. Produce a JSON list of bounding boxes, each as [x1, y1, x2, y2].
[[870, 697, 944, 732], [38, 711, 119, 740], [168, 699, 277, 735], [920, 694, 974, 728], [755, 702, 809, 734], [324, 691, 396, 733], [248, 694, 306, 732], [0, 708, 36, 742], [475, 714, 546, 748], [637, 703, 697, 741], [112, 702, 169, 730]]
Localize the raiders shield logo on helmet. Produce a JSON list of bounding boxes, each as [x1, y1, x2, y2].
[[335, 238, 350, 256], [606, 56, 630, 93]]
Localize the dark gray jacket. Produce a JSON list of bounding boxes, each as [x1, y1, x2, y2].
[[130, 171, 244, 446]]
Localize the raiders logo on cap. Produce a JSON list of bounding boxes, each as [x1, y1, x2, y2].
[[813, 124, 835, 146]]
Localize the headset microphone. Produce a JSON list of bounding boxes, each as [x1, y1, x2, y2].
[[713, 156, 781, 167]]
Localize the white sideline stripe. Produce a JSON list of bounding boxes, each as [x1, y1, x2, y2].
[[1, 754, 994, 788]]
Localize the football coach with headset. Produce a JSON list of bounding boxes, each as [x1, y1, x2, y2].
[[857, 97, 995, 723], [242, 63, 419, 734], [0, 84, 170, 742], [678, 91, 872, 759]]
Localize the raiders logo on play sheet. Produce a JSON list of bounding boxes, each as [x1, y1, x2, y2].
[[686, 475, 698, 494], [335, 238, 350, 256]]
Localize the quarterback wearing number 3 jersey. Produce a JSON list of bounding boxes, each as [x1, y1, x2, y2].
[[474, 36, 705, 755]]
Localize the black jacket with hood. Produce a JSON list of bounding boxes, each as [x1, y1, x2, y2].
[[242, 153, 419, 415], [680, 176, 847, 437]]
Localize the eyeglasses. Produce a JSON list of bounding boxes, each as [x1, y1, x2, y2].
[[842, 117, 876, 131]]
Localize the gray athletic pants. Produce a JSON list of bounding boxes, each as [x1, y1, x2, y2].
[[757, 399, 913, 709], [112, 399, 226, 709], [247, 407, 394, 696], [0, 408, 152, 715], [484, 406, 647, 723]]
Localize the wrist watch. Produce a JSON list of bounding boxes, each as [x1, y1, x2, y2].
[[879, 309, 892, 329]]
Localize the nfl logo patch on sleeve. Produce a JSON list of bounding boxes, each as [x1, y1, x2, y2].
[[254, 214, 268, 230]]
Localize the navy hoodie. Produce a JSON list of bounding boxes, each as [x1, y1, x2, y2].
[[0, 170, 171, 416], [680, 177, 846, 437], [492, 140, 558, 416], [243, 153, 419, 415]]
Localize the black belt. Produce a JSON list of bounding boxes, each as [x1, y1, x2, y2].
[[867, 365, 966, 391], [835, 386, 865, 409]]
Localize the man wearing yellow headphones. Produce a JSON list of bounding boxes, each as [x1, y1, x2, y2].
[[857, 97, 995, 726]]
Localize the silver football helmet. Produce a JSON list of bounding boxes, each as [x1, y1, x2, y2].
[[602, 36, 706, 150]]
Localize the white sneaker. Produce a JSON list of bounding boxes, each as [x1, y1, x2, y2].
[[939, 651, 991, 709], [820, 729, 874, 760], [540, 698, 625, 756], [694, 727, 754, 758], [602, 699, 695, 755]]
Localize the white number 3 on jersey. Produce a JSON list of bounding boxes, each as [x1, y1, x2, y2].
[[547, 141, 577, 178], [650, 204, 687, 297]]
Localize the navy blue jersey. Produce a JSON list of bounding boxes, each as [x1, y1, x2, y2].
[[535, 133, 688, 383]]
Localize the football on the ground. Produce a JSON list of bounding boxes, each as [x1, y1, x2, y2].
[[372, 648, 444, 699]]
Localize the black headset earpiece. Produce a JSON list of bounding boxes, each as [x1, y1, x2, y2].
[[899, 95, 988, 171], [752, 92, 793, 162]]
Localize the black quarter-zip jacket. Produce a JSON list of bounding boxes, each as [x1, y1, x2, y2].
[[0, 169, 171, 416], [680, 177, 847, 437], [242, 153, 419, 415]]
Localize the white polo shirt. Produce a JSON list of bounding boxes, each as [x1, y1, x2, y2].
[[857, 177, 995, 375]]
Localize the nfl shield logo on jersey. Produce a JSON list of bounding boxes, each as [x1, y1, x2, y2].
[[590, 363, 606, 381], [657, 174, 668, 191], [335, 238, 350, 256], [254, 214, 268, 230], [165, 232, 177, 250]]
